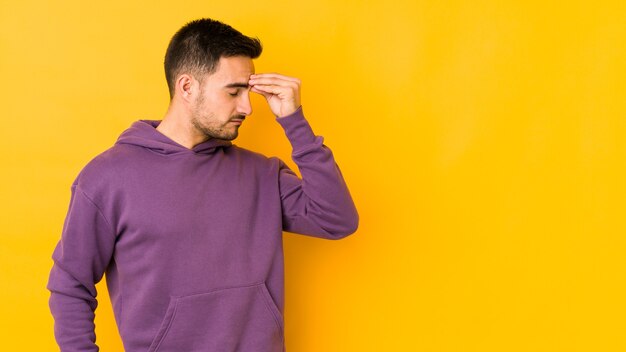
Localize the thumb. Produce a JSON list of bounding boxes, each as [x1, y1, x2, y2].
[[251, 86, 272, 100]]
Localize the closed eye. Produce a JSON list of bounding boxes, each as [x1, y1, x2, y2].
[[224, 82, 250, 96]]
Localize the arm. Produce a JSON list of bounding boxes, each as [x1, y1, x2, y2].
[[274, 106, 359, 239], [46, 183, 116, 351], [249, 72, 358, 239]]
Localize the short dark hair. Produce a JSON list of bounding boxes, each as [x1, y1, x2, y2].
[[164, 18, 263, 99]]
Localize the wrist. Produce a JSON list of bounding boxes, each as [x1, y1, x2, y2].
[[277, 105, 303, 119]]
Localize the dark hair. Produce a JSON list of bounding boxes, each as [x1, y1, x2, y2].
[[164, 18, 263, 99]]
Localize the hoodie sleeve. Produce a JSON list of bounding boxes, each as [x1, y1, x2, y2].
[[46, 182, 116, 351], [274, 106, 359, 239]]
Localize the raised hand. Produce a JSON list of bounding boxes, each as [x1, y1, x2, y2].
[[249, 73, 302, 117]]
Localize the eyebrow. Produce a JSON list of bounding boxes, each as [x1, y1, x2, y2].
[[223, 82, 250, 89]]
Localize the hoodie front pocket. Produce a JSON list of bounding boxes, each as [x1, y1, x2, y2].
[[147, 282, 284, 352]]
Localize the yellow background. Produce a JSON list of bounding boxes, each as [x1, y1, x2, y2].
[[1, 0, 625, 350]]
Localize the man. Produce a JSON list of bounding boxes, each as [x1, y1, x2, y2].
[[46, 18, 358, 352]]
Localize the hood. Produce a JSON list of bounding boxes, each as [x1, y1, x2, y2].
[[115, 119, 233, 155]]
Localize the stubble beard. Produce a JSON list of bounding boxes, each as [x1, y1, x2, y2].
[[190, 94, 240, 141]]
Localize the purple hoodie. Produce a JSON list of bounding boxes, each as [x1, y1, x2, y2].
[[46, 106, 358, 352]]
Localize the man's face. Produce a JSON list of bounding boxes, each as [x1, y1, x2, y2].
[[190, 55, 255, 141]]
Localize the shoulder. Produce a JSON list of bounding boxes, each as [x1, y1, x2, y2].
[[227, 144, 285, 177], [71, 144, 136, 196], [228, 144, 281, 164]]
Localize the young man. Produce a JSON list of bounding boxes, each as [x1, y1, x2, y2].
[[46, 18, 358, 352]]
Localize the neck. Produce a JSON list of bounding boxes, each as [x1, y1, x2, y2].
[[157, 103, 209, 150]]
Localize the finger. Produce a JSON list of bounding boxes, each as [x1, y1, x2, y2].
[[250, 85, 274, 99], [249, 77, 299, 88], [251, 84, 285, 95], [250, 72, 299, 82], [250, 73, 300, 84]]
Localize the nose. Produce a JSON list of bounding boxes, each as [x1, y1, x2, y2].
[[238, 92, 253, 116]]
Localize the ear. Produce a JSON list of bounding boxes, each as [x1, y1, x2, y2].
[[175, 74, 196, 104]]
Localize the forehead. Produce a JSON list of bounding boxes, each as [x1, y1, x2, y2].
[[209, 56, 255, 82]]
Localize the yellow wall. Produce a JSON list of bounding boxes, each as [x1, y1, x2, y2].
[[1, 0, 625, 350]]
